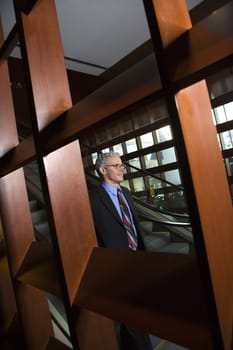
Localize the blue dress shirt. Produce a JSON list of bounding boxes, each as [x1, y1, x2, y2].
[[102, 182, 137, 237]]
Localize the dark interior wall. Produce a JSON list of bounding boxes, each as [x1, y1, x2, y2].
[[7, 56, 104, 136]]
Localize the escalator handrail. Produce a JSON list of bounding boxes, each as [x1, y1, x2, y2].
[[138, 211, 191, 227], [80, 142, 184, 191], [123, 161, 184, 190]]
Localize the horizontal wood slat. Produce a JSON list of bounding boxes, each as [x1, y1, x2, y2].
[[0, 137, 35, 178], [166, 2, 233, 88], [75, 248, 213, 350], [16, 241, 61, 297]]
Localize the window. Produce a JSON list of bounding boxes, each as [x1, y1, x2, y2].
[[213, 102, 233, 125], [156, 125, 172, 143], [113, 143, 123, 155], [140, 132, 154, 148], [224, 101, 233, 121], [225, 157, 233, 176], [144, 153, 158, 168], [101, 147, 110, 153], [121, 180, 130, 190], [148, 176, 162, 189], [91, 152, 98, 164], [128, 158, 141, 172], [125, 138, 137, 153], [132, 177, 145, 191], [157, 147, 176, 165], [164, 169, 181, 186], [219, 130, 233, 150], [213, 105, 227, 124]]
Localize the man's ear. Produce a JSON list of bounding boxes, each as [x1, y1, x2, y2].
[[99, 167, 106, 176]]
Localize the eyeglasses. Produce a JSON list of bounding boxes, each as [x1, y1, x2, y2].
[[106, 164, 125, 170]]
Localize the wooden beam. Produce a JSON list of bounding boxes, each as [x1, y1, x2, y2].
[[75, 248, 214, 350]]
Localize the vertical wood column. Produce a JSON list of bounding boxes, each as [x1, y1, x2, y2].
[[143, 1, 233, 349], [0, 19, 17, 337], [0, 14, 55, 350], [0, 218, 17, 337], [175, 81, 233, 350], [13, 0, 118, 349]]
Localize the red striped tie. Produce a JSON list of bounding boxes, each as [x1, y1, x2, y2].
[[117, 188, 138, 250]]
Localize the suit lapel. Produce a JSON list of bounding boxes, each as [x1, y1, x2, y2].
[[98, 186, 123, 224]]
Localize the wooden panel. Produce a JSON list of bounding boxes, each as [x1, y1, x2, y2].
[[16, 0, 72, 131], [0, 20, 18, 157], [75, 309, 118, 350], [43, 140, 97, 304], [46, 337, 74, 350], [16, 284, 54, 350], [40, 54, 161, 154], [166, 2, 233, 86], [0, 169, 34, 276], [0, 137, 35, 178], [0, 271, 16, 335], [16, 241, 61, 297], [176, 80, 233, 350], [0, 172, 55, 349], [151, 0, 192, 47], [0, 223, 16, 333], [75, 248, 213, 350]]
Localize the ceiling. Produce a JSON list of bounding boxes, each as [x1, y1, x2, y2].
[[0, 0, 203, 76]]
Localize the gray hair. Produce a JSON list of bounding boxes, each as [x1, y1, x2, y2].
[[95, 151, 120, 175]]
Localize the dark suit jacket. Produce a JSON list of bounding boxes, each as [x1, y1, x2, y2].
[[88, 184, 145, 250]]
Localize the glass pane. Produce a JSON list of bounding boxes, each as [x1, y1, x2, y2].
[[225, 156, 233, 176], [102, 147, 110, 153], [113, 143, 123, 155], [128, 158, 141, 172], [224, 102, 233, 121], [164, 169, 181, 186], [125, 138, 137, 153], [121, 179, 130, 190], [219, 130, 233, 150], [132, 177, 145, 191], [144, 153, 158, 168], [148, 176, 162, 189], [140, 132, 154, 148], [156, 125, 172, 143], [213, 106, 226, 124], [158, 147, 176, 165], [91, 152, 98, 164]]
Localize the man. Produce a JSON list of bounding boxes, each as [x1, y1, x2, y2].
[[89, 151, 153, 350]]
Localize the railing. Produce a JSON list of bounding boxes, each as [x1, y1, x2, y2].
[[23, 157, 194, 346], [81, 142, 188, 214]]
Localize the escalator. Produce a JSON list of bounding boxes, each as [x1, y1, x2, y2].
[[24, 159, 193, 349]]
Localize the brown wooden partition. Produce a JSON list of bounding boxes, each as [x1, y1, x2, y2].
[[0, 0, 232, 349]]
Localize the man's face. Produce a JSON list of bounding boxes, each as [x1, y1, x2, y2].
[[100, 155, 125, 186]]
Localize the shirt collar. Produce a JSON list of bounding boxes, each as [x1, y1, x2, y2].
[[102, 182, 120, 196]]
